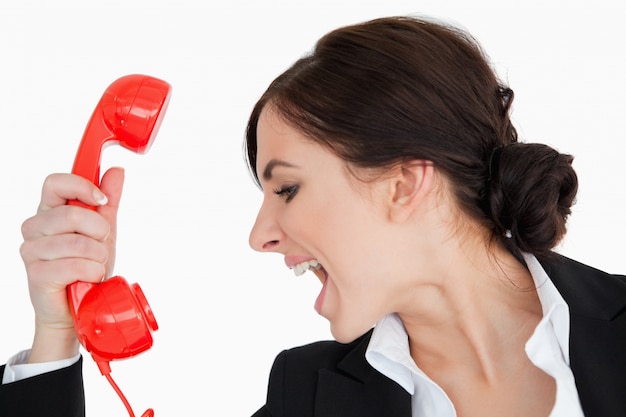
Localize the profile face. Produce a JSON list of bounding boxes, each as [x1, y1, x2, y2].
[[248, 108, 419, 343]]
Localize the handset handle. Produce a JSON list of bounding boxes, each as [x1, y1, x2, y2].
[[65, 74, 170, 417], [66, 74, 169, 363]]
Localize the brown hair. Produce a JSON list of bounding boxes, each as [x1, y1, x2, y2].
[[245, 16, 577, 260]]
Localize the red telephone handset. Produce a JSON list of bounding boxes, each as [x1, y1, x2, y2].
[[66, 74, 171, 417]]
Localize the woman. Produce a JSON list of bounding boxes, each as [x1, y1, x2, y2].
[[1, 15, 625, 417]]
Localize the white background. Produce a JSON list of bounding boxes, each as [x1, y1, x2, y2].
[[1, 1, 624, 416]]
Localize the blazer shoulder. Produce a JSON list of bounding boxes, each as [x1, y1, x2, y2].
[[260, 331, 376, 417], [274, 330, 373, 381], [541, 253, 626, 320], [542, 254, 626, 416]]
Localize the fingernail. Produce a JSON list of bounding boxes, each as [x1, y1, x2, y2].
[[94, 190, 108, 206]]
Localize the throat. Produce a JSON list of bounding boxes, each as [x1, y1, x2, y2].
[[400, 281, 544, 385]]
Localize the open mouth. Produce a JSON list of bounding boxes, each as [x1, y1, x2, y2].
[[292, 259, 320, 276], [292, 259, 327, 283], [289, 258, 329, 315]]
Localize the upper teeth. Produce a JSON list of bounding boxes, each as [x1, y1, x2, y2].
[[292, 260, 321, 276]]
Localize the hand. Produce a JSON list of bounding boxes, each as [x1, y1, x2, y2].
[[19, 167, 124, 362]]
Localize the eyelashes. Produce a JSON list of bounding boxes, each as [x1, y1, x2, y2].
[[273, 184, 299, 202]]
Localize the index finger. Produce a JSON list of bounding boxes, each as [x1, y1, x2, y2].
[[38, 173, 108, 213]]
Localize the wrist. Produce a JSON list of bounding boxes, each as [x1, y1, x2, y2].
[[29, 324, 80, 363]]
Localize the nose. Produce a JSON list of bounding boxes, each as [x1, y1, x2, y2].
[[249, 198, 284, 253]]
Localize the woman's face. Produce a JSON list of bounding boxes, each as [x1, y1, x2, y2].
[[249, 108, 413, 343]]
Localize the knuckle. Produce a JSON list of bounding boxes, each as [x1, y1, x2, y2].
[[20, 216, 36, 239], [42, 173, 57, 189], [66, 234, 107, 263], [27, 260, 48, 284], [73, 259, 106, 282], [62, 205, 83, 226], [18, 240, 32, 261]]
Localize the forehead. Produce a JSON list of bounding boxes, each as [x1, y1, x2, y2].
[[256, 108, 317, 163], [257, 107, 293, 143], [255, 108, 357, 182]]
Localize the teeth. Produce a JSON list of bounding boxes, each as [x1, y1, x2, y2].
[[292, 260, 321, 276]]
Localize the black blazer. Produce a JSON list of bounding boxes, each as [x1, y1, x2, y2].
[[253, 255, 626, 417], [1, 255, 624, 417]]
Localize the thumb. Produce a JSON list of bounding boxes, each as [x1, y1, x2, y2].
[[98, 166, 125, 219], [97, 167, 125, 277]]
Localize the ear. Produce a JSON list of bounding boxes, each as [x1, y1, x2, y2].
[[386, 160, 434, 222]]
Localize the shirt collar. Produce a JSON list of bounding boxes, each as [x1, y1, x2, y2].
[[365, 253, 572, 394], [365, 313, 416, 394], [522, 253, 571, 364]]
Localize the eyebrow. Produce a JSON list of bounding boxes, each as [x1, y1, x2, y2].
[[262, 159, 298, 181]]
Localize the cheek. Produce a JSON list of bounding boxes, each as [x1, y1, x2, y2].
[[280, 190, 349, 242], [334, 267, 389, 307], [326, 276, 391, 343], [280, 201, 322, 241]]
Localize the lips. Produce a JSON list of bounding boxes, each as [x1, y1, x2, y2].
[[314, 276, 328, 314], [285, 255, 329, 314], [284, 255, 316, 269]]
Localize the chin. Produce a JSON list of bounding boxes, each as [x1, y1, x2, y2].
[[329, 321, 373, 344]]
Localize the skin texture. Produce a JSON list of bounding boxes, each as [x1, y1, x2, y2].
[[21, 111, 556, 415], [249, 107, 416, 343], [248, 108, 556, 416], [20, 167, 124, 363]]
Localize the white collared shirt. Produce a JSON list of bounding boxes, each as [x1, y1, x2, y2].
[[1, 255, 586, 417], [365, 254, 584, 417], [1, 349, 80, 384]]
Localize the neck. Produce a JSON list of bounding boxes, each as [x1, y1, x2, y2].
[[396, 231, 543, 383]]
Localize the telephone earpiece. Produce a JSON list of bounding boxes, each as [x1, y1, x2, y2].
[[66, 74, 171, 417], [70, 74, 170, 196]]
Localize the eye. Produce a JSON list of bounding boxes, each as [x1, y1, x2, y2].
[[273, 184, 299, 202]]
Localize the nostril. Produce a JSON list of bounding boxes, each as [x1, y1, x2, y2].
[[262, 240, 280, 251]]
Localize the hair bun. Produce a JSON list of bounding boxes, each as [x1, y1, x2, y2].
[[486, 143, 578, 258]]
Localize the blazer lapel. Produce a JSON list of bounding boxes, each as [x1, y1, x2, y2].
[[310, 255, 625, 416], [542, 255, 626, 416], [314, 330, 411, 417]]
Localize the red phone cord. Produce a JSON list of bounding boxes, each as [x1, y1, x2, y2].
[[104, 372, 154, 417]]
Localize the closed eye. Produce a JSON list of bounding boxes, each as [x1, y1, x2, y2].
[[273, 185, 299, 202]]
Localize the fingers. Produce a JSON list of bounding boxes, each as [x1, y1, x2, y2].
[[20, 208, 111, 288], [20, 232, 108, 266], [21, 205, 111, 241], [27, 256, 107, 290], [22, 168, 125, 358], [21, 169, 125, 317], [38, 172, 109, 213], [25, 167, 125, 242]]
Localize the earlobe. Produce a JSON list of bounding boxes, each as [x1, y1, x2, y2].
[[389, 161, 434, 221]]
